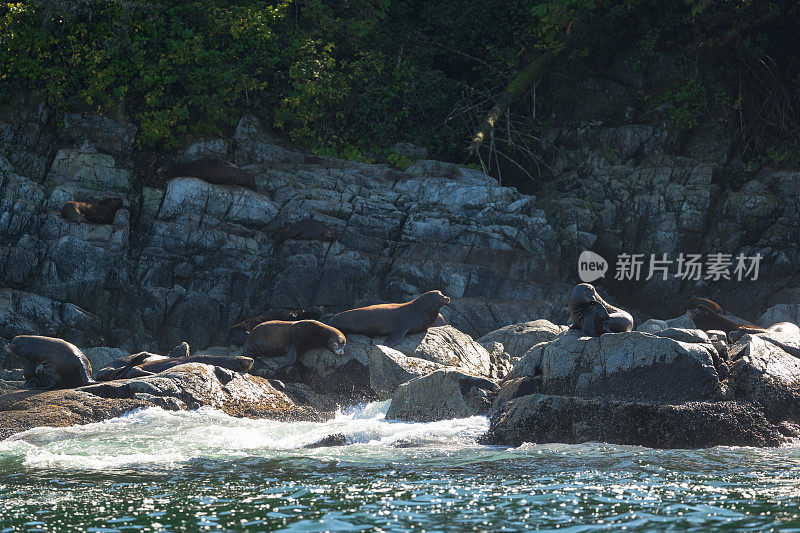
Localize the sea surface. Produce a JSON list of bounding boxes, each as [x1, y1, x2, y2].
[[1, 401, 800, 532]]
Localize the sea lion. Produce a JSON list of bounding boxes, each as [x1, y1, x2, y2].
[[243, 320, 346, 371], [685, 296, 723, 315], [326, 290, 451, 347], [61, 197, 123, 225], [433, 313, 447, 327], [273, 217, 339, 245], [227, 307, 326, 346], [156, 158, 257, 191], [96, 352, 254, 381], [95, 351, 168, 381], [5, 335, 95, 390], [568, 283, 634, 336], [686, 305, 764, 340]]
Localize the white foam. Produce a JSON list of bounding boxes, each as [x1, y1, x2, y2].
[[0, 402, 490, 471]]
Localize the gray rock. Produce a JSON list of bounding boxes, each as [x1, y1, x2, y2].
[[368, 344, 445, 400], [61, 114, 137, 155], [386, 369, 498, 422], [504, 330, 720, 402]]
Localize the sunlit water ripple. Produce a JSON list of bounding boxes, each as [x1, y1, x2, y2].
[[1, 401, 800, 531]]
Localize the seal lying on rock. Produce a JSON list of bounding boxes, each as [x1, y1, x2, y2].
[[156, 158, 257, 191], [243, 320, 346, 371], [228, 307, 326, 346], [685, 296, 724, 315], [6, 335, 95, 389], [687, 305, 764, 340], [61, 198, 123, 225], [326, 290, 451, 347], [273, 217, 339, 246], [96, 352, 254, 381], [568, 283, 634, 336]]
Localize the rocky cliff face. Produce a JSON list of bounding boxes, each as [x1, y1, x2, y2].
[[0, 91, 798, 355]]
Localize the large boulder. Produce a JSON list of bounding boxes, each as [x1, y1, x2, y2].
[[502, 330, 721, 403], [728, 335, 800, 422], [0, 363, 317, 439], [484, 394, 788, 448], [386, 369, 498, 422], [477, 319, 569, 379]]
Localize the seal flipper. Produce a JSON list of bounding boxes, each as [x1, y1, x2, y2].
[[123, 366, 157, 379], [383, 328, 408, 348], [274, 346, 298, 372]]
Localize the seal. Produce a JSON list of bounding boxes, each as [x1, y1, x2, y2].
[[156, 158, 257, 191], [6, 335, 95, 390], [243, 320, 346, 371], [227, 307, 326, 346], [432, 313, 447, 327], [326, 290, 451, 347], [273, 217, 339, 246], [96, 352, 254, 381], [568, 283, 634, 336], [686, 305, 764, 340], [685, 296, 724, 315], [61, 197, 123, 225]]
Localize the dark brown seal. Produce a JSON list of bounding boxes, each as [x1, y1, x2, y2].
[[685, 296, 724, 315], [687, 306, 764, 339], [156, 158, 257, 191], [243, 320, 346, 371], [227, 307, 326, 346], [273, 217, 339, 245], [61, 197, 123, 225], [326, 290, 451, 347], [6, 335, 95, 389], [96, 352, 254, 381], [568, 283, 634, 336]]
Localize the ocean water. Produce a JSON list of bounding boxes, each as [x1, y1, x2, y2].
[[1, 402, 799, 532]]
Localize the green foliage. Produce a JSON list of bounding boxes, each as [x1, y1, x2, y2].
[[0, 0, 798, 173]]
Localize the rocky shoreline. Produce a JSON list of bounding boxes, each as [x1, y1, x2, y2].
[[3, 318, 800, 448]]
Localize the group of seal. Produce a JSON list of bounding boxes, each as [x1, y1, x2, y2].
[[567, 283, 634, 336], [61, 197, 123, 225], [4, 290, 453, 390]]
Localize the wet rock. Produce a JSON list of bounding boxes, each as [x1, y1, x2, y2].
[[0, 363, 318, 440], [386, 369, 498, 422], [484, 394, 787, 448], [302, 433, 347, 448]]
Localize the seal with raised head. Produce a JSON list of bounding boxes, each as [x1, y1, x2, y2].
[[61, 197, 123, 225], [326, 290, 451, 347], [156, 158, 257, 191], [227, 307, 326, 346], [6, 335, 95, 390], [273, 217, 339, 246], [568, 283, 634, 336], [243, 320, 346, 371]]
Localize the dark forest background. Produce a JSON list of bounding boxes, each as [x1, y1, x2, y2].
[[2, 0, 799, 192]]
